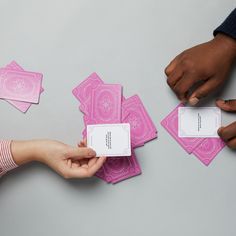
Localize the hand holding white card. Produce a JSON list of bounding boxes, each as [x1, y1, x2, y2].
[[178, 107, 221, 138], [87, 123, 131, 157]]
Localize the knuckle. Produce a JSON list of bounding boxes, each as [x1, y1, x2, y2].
[[173, 85, 182, 96], [63, 147, 72, 158], [195, 90, 207, 99], [167, 78, 174, 87], [181, 58, 194, 70], [164, 67, 169, 76], [87, 150, 93, 156]]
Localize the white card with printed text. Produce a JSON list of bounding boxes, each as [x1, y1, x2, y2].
[[87, 123, 131, 157], [178, 107, 221, 138]]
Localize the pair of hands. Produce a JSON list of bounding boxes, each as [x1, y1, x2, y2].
[[165, 34, 236, 148], [11, 139, 106, 179]]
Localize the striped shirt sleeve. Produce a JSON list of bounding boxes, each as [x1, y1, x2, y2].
[[0, 140, 18, 177]]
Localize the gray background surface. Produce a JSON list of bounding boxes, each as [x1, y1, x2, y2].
[[0, 1, 236, 235]]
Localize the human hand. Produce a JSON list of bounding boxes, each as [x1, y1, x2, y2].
[[11, 139, 106, 179], [216, 99, 236, 149], [165, 34, 236, 105]]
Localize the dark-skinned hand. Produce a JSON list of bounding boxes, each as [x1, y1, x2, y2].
[[165, 33, 236, 149], [165, 33, 236, 105]]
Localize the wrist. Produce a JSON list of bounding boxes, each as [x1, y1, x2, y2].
[[213, 33, 236, 61], [11, 140, 42, 165]]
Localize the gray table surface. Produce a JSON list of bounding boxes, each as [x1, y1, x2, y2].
[[0, 1, 236, 235]]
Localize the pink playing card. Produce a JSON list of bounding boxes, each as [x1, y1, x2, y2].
[[5, 61, 24, 71], [161, 103, 204, 154], [96, 166, 111, 183], [72, 72, 104, 102], [95, 150, 141, 184], [122, 95, 157, 148], [192, 138, 225, 166], [4, 61, 44, 113], [0, 68, 42, 103], [88, 84, 122, 124]]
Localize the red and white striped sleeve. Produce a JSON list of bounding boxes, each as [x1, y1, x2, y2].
[[0, 140, 18, 177]]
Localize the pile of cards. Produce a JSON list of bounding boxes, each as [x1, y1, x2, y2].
[[0, 61, 44, 113], [72, 73, 157, 184], [161, 104, 225, 166]]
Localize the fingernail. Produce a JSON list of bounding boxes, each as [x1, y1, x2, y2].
[[88, 149, 96, 156], [217, 126, 224, 135], [189, 97, 199, 106]]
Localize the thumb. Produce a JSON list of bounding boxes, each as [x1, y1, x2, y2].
[[216, 99, 236, 112], [188, 78, 220, 106], [67, 147, 96, 160]]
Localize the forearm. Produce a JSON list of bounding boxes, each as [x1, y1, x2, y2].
[[0, 140, 42, 177], [11, 140, 41, 165]]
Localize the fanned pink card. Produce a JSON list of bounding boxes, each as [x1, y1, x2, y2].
[[4, 61, 44, 113], [0, 68, 42, 103], [72, 73, 159, 183], [72, 73, 104, 115], [96, 150, 141, 184], [122, 95, 157, 148], [192, 138, 225, 166], [89, 84, 122, 124], [161, 104, 204, 154], [161, 103, 225, 165]]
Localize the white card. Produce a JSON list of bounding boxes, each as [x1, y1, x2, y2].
[[178, 107, 221, 138], [87, 123, 131, 157]]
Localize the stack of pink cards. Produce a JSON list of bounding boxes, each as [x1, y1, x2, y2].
[[72, 73, 157, 184], [161, 104, 225, 166], [0, 61, 44, 113]]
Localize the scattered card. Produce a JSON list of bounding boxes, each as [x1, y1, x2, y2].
[[122, 95, 157, 148], [0, 68, 42, 103], [96, 150, 141, 184], [178, 107, 221, 138], [87, 123, 131, 157], [192, 138, 225, 166], [4, 61, 44, 113]]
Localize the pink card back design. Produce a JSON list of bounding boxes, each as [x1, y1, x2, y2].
[[4, 61, 44, 112], [161, 104, 204, 154], [0, 68, 42, 103], [122, 95, 157, 148], [192, 138, 225, 166], [72, 73, 160, 183], [89, 84, 122, 124], [95, 150, 141, 184], [72, 72, 104, 102]]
